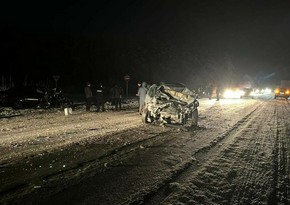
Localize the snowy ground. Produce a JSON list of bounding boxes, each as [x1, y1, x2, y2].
[[1, 95, 290, 205]]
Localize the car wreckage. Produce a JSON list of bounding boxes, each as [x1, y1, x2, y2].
[[142, 83, 199, 127]]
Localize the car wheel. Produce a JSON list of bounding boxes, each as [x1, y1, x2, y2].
[[141, 110, 149, 123], [141, 108, 153, 124], [191, 109, 198, 127], [185, 109, 198, 127]]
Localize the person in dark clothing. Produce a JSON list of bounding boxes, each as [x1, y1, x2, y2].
[[216, 84, 220, 101], [84, 82, 93, 111], [96, 83, 105, 112], [207, 83, 214, 100], [110, 85, 124, 111]]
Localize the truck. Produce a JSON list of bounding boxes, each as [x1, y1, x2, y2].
[[274, 80, 290, 99]]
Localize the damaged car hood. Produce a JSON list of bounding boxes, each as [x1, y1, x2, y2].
[[145, 83, 196, 105]]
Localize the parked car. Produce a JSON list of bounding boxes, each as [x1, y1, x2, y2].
[[274, 87, 289, 99], [0, 86, 45, 109], [141, 83, 199, 127]]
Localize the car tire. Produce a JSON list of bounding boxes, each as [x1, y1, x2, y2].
[[141, 109, 149, 123], [191, 109, 198, 127], [185, 109, 198, 127], [141, 108, 153, 124]]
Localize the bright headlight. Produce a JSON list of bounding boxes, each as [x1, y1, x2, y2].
[[223, 89, 242, 98], [223, 89, 232, 98], [239, 90, 245, 96], [264, 88, 271, 94]]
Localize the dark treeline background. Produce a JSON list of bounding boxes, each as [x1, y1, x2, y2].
[[1, 0, 290, 93]]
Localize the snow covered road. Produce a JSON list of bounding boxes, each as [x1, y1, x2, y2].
[[1, 97, 290, 204]]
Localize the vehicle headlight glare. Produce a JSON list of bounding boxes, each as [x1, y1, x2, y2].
[[239, 90, 245, 96]]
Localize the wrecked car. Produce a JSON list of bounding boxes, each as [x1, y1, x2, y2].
[[141, 83, 199, 127], [0, 86, 73, 109], [0, 86, 44, 109]]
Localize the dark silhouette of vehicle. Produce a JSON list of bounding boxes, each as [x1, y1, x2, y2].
[[142, 83, 199, 127], [240, 88, 254, 99], [0, 87, 73, 109], [0, 86, 44, 109]]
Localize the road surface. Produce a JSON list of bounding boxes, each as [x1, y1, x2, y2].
[[0, 96, 290, 204]]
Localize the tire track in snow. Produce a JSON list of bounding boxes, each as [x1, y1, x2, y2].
[[158, 100, 278, 205], [0, 126, 178, 204], [0, 99, 269, 204], [0, 112, 142, 162], [228, 101, 276, 204], [269, 100, 290, 204], [132, 101, 264, 205]]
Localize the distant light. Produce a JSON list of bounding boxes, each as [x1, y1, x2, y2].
[[264, 88, 271, 94], [223, 89, 243, 98], [255, 88, 271, 95]]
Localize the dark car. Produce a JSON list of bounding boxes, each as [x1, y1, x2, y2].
[[0, 86, 45, 109], [240, 88, 254, 99], [142, 83, 199, 127], [274, 87, 289, 99]]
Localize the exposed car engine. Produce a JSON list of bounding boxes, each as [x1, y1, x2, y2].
[[142, 83, 199, 127]]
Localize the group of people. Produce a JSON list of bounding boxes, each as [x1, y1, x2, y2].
[[196, 83, 220, 101], [84, 81, 149, 114], [84, 82, 124, 112]]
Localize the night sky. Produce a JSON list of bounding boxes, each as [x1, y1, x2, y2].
[[1, 0, 290, 91]]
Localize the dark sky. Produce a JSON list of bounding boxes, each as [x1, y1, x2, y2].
[[1, 0, 290, 88]]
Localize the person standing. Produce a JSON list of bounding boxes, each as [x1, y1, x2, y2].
[[137, 82, 148, 115], [96, 83, 105, 112], [136, 82, 141, 111], [84, 82, 93, 111], [216, 84, 220, 101], [110, 84, 124, 111], [207, 83, 214, 100]]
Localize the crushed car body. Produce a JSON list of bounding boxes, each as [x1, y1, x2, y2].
[[0, 86, 73, 109], [0, 86, 44, 109], [142, 83, 199, 127]]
